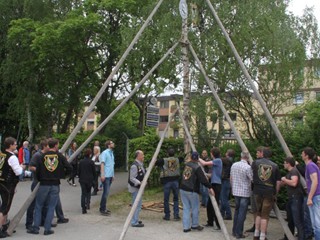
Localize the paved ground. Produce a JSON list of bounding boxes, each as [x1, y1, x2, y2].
[[9, 172, 285, 240]]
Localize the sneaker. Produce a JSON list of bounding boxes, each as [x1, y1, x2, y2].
[[183, 229, 191, 233], [100, 210, 110, 216], [57, 218, 69, 224], [191, 225, 204, 231], [132, 223, 144, 227], [44, 230, 54, 235], [72, 183, 76, 187]]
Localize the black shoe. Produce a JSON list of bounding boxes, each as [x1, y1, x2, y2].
[[173, 216, 181, 221], [2, 220, 9, 232], [183, 229, 191, 233], [204, 223, 213, 227], [57, 218, 69, 224], [100, 210, 110, 216], [44, 230, 54, 235], [27, 228, 39, 235], [26, 225, 33, 231], [245, 225, 255, 233], [51, 223, 57, 228], [132, 223, 144, 227], [86, 205, 90, 210], [82, 209, 87, 214], [163, 216, 170, 221], [191, 225, 204, 231], [138, 221, 143, 224], [0, 231, 7, 238]]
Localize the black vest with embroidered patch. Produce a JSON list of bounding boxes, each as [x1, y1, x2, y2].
[[0, 151, 19, 184], [37, 151, 64, 185], [180, 161, 200, 192], [128, 161, 145, 188]]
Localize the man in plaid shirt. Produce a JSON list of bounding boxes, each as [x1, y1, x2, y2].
[[230, 151, 253, 239]]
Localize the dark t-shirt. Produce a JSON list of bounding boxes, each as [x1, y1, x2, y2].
[[252, 158, 281, 195], [286, 168, 304, 197]]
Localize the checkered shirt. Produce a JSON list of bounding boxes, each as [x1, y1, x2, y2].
[[230, 159, 253, 198]]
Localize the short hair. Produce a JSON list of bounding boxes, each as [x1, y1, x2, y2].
[[4, 137, 16, 149], [47, 138, 59, 149], [105, 140, 112, 148], [303, 147, 316, 161], [256, 146, 264, 153], [135, 150, 142, 158], [210, 147, 220, 158], [23, 141, 29, 147], [84, 148, 92, 157], [285, 157, 295, 167], [226, 149, 235, 158], [39, 139, 48, 150], [167, 148, 175, 157], [241, 151, 250, 159], [263, 147, 272, 158]]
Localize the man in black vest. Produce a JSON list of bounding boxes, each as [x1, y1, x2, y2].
[[128, 150, 145, 227], [156, 148, 182, 221], [27, 138, 72, 236], [0, 137, 25, 238]]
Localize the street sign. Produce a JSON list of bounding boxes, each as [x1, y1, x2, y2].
[[146, 106, 159, 114], [146, 120, 159, 127], [146, 104, 159, 128]]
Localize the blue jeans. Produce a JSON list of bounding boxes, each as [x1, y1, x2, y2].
[[200, 183, 209, 206], [131, 190, 142, 225], [309, 195, 320, 240], [304, 196, 313, 238], [287, 195, 304, 240], [33, 185, 59, 231], [180, 189, 200, 230], [163, 181, 179, 218], [220, 179, 232, 218], [99, 177, 112, 212], [26, 180, 38, 227], [232, 196, 249, 237]]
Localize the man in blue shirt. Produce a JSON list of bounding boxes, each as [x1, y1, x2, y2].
[[99, 140, 115, 216]]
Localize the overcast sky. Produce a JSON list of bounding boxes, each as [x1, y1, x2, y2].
[[288, 0, 320, 23]]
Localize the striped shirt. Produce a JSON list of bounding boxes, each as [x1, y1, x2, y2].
[[230, 159, 253, 197]]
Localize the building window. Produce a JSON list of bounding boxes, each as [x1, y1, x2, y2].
[[293, 92, 304, 105], [160, 101, 169, 108], [160, 116, 169, 122], [174, 129, 179, 138]]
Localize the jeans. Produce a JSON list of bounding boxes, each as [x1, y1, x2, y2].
[[207, 183, 221, 227], [180, 189, 200, 230], [80, 182, 92, 210], [309, 194, 320, 240], [26, 180, 38, 227], [232, 196, 249, 237], [220, 179, 232, 218], [99, 177, 112, 212], [163, 181, 179, 218], [304, 196, 313, 238], [33, 185, 59, 231], [200, 183, 209, 206], [286, 195, 304, 240], [55, 196, 65, 220], [131, 190, 142, 225]]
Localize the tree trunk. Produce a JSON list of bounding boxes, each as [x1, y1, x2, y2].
[[26, 101, 34, 143]]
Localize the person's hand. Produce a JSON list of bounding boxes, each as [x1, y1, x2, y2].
[[21, 164, 26, 170], [307, 198, 313, 206], [101, 176, 105, 183], [208, 188, 215, 196]]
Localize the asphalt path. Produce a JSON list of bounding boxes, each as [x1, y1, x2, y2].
[[8, 172, 284, 240]]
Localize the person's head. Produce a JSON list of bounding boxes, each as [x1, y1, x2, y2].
[[23, 141, 29, 148], [93, 146, 100, 155], [256, 146, 264, 159], [105, 140, 115, 149], [84, 148, 92, 158], [191, 151, 199, 161], [262, 147, 272, 159], [226, 149, 235, 159], [284, 156, 295, 170], [39, 139, 49, 152], [48, 138, 59, 150], [302, 147, 316, 162], [94, 140, 100, 146], [210, 147, 220, 159], [70, 141, 77, 149], [167, 148, 175, 157], [4, 137, 17, 151], [241, 151, 250, 161], [135, 150, 144, 162], [201, 150, 208, 159]]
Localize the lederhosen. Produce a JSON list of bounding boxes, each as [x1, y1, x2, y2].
[[0, 152, 19, 215]]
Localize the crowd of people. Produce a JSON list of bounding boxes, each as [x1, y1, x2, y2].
[[0, 136, 320, 240]]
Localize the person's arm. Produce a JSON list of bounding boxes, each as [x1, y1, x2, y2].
[[8, 155, 24, 176], [199, 158, 213, 166], [129, 164, 141, 186], [99, 152, 106, 182], [60, 153, 72, 176], [307, 172, 318, 206], [281, 175, 298, 187]]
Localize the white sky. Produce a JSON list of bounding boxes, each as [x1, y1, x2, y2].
[[288, 0, 320, 24]]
